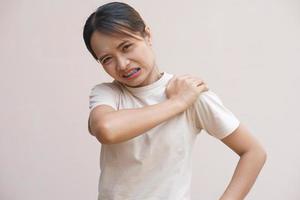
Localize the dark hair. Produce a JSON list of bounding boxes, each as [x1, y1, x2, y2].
[[83, 2, 147, 61]]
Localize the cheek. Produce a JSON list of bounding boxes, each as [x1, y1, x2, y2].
[[103, 64, 116, 75], [133, 46, 154, 65], [102, 59, 118, 72]]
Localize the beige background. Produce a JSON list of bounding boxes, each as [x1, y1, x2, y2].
[[1, 0, 299, 199]]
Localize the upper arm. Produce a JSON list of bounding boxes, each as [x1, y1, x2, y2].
[[88, 104, 116, 143], [193, 90, 240, 139], [88, 82, 120, 143], [221, 123, 267, 157]]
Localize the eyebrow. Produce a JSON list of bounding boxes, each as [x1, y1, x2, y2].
[[98, 40, 129, 62]]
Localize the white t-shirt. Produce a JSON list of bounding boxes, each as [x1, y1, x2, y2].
[[88, 71, 240, 200]]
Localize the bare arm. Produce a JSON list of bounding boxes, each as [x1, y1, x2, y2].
[[91, 98, 185, 144], [90, 74, 208, 144], [219, 123, 267, 200]]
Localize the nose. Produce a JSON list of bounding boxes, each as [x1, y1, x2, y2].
[[116, 54, 130, 71]]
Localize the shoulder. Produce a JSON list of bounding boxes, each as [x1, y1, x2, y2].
[[197, 90, 224, 105], [90, 80, 122, 94]]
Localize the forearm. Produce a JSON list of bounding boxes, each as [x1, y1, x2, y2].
[[101, 98, 185, 144], [219, 149, 267, 200]]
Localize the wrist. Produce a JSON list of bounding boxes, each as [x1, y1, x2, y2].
[[168, 98, 187, 113]]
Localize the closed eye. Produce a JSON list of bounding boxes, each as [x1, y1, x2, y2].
[[100, 43, 133, 64], [122, 44, 132, 51], [102, 57, 111, 64]]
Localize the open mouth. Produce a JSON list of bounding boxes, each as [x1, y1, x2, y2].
[[123, 67, 141, 78]]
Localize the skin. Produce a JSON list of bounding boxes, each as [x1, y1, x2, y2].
[[89, 26, 267, 200], [90, 26, 162, 88], [218, 123, 267, 200]]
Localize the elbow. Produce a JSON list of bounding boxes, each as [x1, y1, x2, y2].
[[261, 148, 268, 163], [249, 146, 268, 164], [240, 144, 268, 164], [258, 149, 267, 169], [257, 145, 267, 161], [93, 122, 115, 145]]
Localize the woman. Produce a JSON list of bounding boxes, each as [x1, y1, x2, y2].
[[83, 2, 267, 200]]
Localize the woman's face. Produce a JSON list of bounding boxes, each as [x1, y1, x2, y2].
[[90, 27, 160, 88]]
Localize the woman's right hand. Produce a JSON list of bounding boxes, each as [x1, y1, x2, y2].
[[165, 74, 209, 110]]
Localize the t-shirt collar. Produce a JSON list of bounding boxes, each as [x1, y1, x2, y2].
[[114, 71, 174, 96]]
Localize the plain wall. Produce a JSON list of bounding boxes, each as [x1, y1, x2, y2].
[[1, 0, 299, 199]]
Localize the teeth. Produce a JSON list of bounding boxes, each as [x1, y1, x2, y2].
[[124, 68, 139, 77]]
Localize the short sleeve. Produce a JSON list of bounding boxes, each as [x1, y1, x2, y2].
[[192, 90, 240, 140], [89, 82, 119, 112]]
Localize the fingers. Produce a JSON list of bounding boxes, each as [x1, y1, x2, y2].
[[193, 80, 209, 92], [188, 77, 205, 87], [171, 74, 209, 91], [193, 80, 205, 87], [197, 83, 209, 92]]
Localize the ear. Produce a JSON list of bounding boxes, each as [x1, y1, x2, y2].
[[144, 26, 152, 46]]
